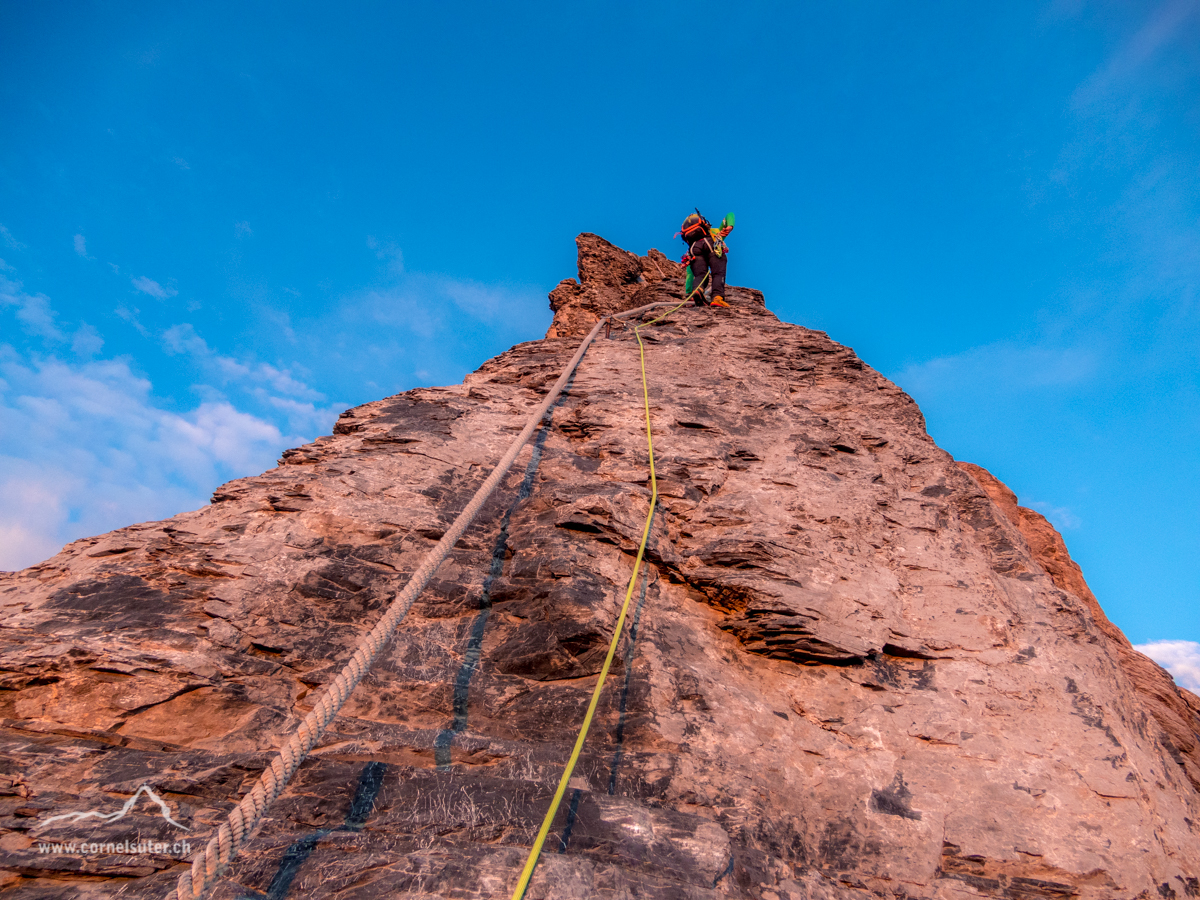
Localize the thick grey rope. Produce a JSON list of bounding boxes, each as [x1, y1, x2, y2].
[[169, 300, 679, 900]]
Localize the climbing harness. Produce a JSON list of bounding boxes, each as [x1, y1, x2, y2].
[[510, 298, 688, 900], [168, 298, 692, 900]]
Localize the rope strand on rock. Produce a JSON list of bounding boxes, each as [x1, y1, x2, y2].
[[510, 296, 688, 900], [169, 299, 685, 900]]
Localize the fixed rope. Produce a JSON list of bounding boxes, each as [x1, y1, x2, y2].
[[510, 297, 688, 900], [169, 299, 684, 900]]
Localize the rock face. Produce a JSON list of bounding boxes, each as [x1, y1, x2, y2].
[[1, 234, 1198, 900], [956, 462, 1200, 796]]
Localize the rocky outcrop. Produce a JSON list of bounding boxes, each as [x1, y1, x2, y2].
[[0, 236, 1197, 899], [545, 233, 763, 338]]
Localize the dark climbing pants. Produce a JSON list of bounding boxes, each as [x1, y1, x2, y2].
[[688, 239, 727, 303]]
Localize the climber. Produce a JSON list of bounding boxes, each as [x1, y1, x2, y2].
[[680, 210, 735, 308]]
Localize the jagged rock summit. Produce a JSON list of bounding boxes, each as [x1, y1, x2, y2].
[[543, 232, 763, 339], [1, 233, 1198, 899]]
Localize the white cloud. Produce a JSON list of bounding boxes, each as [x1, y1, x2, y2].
[[255, 363, 320, 398], [235, 221, 253, 239], [71, 323, 104, 357], [161, 322, 208, 356], [115, 304, 149, 336], [0, 247, 550, 573], [73, 234, 89, 258], [366, 235, 404, 275], [1073, 1, 1198, 108], [1134, 640, 1200, 693], [891, 342, 1097, 401], [0, 256, 350, 572], [162, 401, 284, 472], [132, 276, 177, 299], [442, 278, 513, 322], [161, 323, 324, 400], [0, 348, 296, 572], [265, 395, 346, 435], [285, 267, 550, 400], [331, 271, 546, 336], [1026, 500, 1082, 531], [173, 157, 190, 170], [0, 224, 27, 251], [2, 272, 65, 341], [0, 472, 71, 569], [0, 260, 329, 571]]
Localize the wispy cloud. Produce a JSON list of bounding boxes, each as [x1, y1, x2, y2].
[[366, 235, 404, 276], [161, 323, 324, 400], [263, 394, 344, 435], [441, 277, 522, 322], [71, 323, 104, 357], [307, 268, 549, 393], [132, 276, 177, 299], [160, 321, 208, 356], [2, 272, 65, 342], [1134, 640, 1200, 693], [0, 224, 27, 251], [1042, 1, 1200, 352], [1, 241, 549, 572], [160, 322, 342, 436], [1073, 0, 1199, 108], [115, 304, 149, 336], [1026, 500, 1081, 531], [0, 349, 293, 571], [73, 234, 91, 259], [892, 343, 1097, 399], [234, 221, 252, 239], [1, 261, 334, 572]]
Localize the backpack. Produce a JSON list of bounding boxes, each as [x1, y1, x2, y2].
[[680, 212, 711, 245]]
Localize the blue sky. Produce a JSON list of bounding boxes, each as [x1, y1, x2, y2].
[[2, 2, 1197, 685]]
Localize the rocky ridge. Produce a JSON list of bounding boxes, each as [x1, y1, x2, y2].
[[0, 233, 1197, 899]]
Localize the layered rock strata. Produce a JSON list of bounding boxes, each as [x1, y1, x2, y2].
[[0, 235, 1197, 900]]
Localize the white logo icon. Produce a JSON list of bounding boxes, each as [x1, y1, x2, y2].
[[37, 785, 189, 831]]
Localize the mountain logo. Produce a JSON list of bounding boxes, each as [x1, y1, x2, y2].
[[37, 785, 189, 831]]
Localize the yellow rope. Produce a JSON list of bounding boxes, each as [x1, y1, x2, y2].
[[509, 302, 683, 899]]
